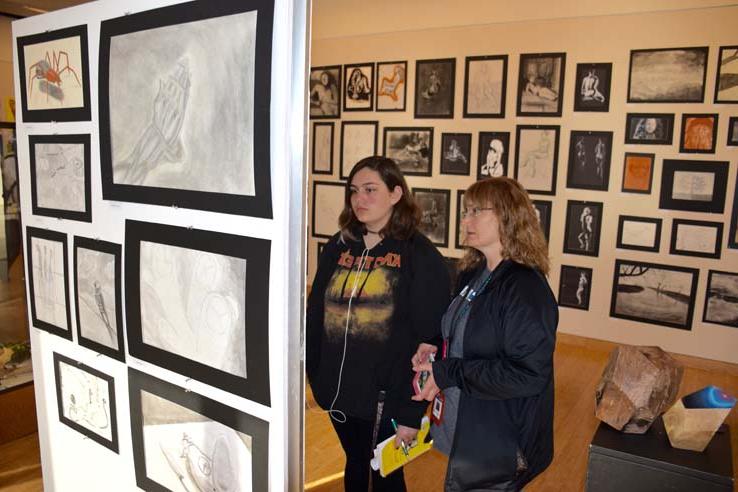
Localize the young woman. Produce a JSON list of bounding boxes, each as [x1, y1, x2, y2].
[[412, 177, 558, 491], [307, 156, 450, 491]]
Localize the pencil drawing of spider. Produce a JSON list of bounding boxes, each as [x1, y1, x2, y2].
[[27, 50, 81, 102]]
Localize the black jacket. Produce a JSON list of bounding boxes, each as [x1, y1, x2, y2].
[[432, 260, 558, 491]]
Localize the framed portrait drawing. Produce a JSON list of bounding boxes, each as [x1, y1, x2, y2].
[[414, 58, 455, 119], [730, 177, 738, 249], [532, 200, 552, 244], [16, 24, 91, 122], [703, 270, 738, 328], [310, 65, 341, 118], [455, 190, 465, 249], [477, 132, 510, 180], [516, 52, 566, 117], [659, 159, 728, 213], [125, 220, 271, 405], [624, 113, 674, 145], [514, 125, 560, 195], [54, 352, 118, 453], [628, 47, 708, 103], [340, 121, 378, 179], [376, 61, 407, 111], [463, 55, 507, 118], [616, 216, 662, 253], [312, 180, 345, 239], [383, 127, 433, 176], [413, 188, 450, 248], [440, 133, 471, 176], [679, 113, 718, 153], [29, 134, 91, 222], [563, 200, 602, 257], [669, 219, 723, 259], [714, 45, 738, 103], [99, 0, 274, 218], [558, 265, 593, 310], [566, 130, 613, 191], [74, 237, 124, 362], [621, 153, 655, 194], [573, 63, 611, 112], [728, 117, 738, 146], [311, 122, 334, 175], [610, 259, 699, 331], [343, 62, 374, 111]]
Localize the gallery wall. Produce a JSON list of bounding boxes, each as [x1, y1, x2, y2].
[[307, 4, 738, 363]]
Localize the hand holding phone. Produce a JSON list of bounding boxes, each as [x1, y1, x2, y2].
[[412, 352, 435, 395]]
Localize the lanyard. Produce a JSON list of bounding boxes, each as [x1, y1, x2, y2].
[[442, 270, 494, 358]]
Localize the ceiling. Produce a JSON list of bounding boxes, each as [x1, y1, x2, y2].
[[0, 0, 87, 18]]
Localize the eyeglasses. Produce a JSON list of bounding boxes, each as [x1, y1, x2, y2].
[[460, 207, 494, 219]]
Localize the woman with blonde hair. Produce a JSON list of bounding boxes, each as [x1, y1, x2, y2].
[[412, 177, 558, 491]]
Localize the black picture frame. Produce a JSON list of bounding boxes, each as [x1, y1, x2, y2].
[[340, 121, 378, 180], [382, 127, 433, 176], [29, 134, 91, 222], [729, 177, 738, 249], [610, 259, 699, 331], [310, 64, 342, 119], [566, 130, 613, 191], [455, 190, 465, 250], [26, 226, 72, 341], [659, 159, 729, 213], [573, 63, 611, 112], [53, 352, 118, 453], [16, 24, 91, 122], [343, 62, 374, 112], [563, 200, 603, 257], [714, 45, 738, 104], [414, 58, 455, 119], [129, 367, 268, 492], [627, 47, 708, 103], [125, 220, 271, 405], [311, 180, 345, 239], [311, 122, 334, 175], [413, 188, 451, 248], [669, 218, 723, 259], [621, 152, 655, 194], [514, 125, 560, 195], [616, 215, 662, 253], [477, 131, 510, 180], [376, 60, 407, 112], [624, 113, 674, 145], [98, 0, 273, 218], [728, 117, 738, 146], [532, 199, 552, 244], [558, 265, 593, 310], [703, 270, 738, 328], [679, 113, 718, 154], [516, 52, 566, 117], [463, 55, 507, 118], [73, 236, 124, 362], [440, 133, 471, 175]]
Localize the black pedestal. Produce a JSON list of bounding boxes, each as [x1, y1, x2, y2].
[[586, 418, 733, 491]]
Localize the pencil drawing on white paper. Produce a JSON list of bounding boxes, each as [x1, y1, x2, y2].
[[34, 142, 85, 212], [31, 237, 68, 330], [59, 360, 112, 441], [77, 247, 118, 349]]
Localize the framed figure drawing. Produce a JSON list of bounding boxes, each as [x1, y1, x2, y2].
[[566, 131, 612, 191], [376, 61, 406, 111], [343, 63, 374, 112], [440, 133, 471, 176], [624, 113, 674, 145], [621, 153, 655, 194], [659, 159, 728, 213], [730, 177, 738, 249], [532, 200, 552, 244], [563, 200, 602, 257], [463, 55, 507, 118], [703, 270, 738, 328], [628, 47, 708, 103], [514, 125, 560, 195], [310, 65, 341, 118], [616, 216, 662, 253], [312, 180, 345, 239], [728, 117, 738, 146], [16, 24, 91, 122], [679, 113, 718, 153], [340, 121, 378, 179], [29, 134, 91, 222], [714, 45, 738, 103], [125, 220, 271, 405], [311, 122, 334, 175], [558, 265, 592, 310], [414, 58, 455, 118], [413, 188, 450, 247], [383, 127, 433, 176], [669, 219, 723, 259], [98, 0, 274, 217], [516, 52, 565, 117], [477, 132, 510, 180], [573, 63, 611, 112]]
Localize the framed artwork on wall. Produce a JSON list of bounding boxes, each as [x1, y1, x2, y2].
[[463, 55, 507, 118], [679, 113, 718, 153], [477, 131, 510, 180], [714, 45, 738, 103], [383, 127, 433, 176], [729, 177, 738, 249], [455, 190, 465, 249], [627, 47, 708, 103], [532, 200, 552, 244], [376, 60, 407, 111], [311, 122, 334, 175], [728, 117, 738, 146], [558, 265, 593, 310], [343, 63, 374, 111], [573, 63, 611, 112], [669, 218, 723, 259], [566, 130, 613, 191], [616, 215, 662, 253], [516, 52, 566, 117], [563, 200, 602, 257], [413, 188, 451, 248], [440, 133, 471, 176], [621, 152, 655, 194], [659, 159, 728, 213], [514, 125, 560, 195], [414, 58, 455, 118], [312, 180, 344, 239], [310, 65, 341, 118], [624, 113, 674, 145], [340, 121, 378, 179], [703, 270, 738, 328]]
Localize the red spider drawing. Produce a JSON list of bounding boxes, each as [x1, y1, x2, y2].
[[27, 50, 81, 101]]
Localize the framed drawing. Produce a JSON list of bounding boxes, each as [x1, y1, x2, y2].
[[99, 0, 274, 217], [573, 63, 611, 112], [703, 270, 738, 328], [627, 47, 708, 103], [566, 130, 613, 191], [516, 52, 566, 117], [621, 153, 655, 194], [514, 125, 560, 195], [310, 65, 341, 118], [679, 113, 718, 153], [376, 60, 406, 111], [610, 259, 699, 330], [563, 200, 602, 257], [125, 220, 271, 405], [340, 121, 378, 179], [463, 55, 507, 118], [532, 200, 552, 244], [54, 352, 118, 453], [624, 113, 674, 145], [74, 237, 124, 362], [730, 177, 738, 249], [669, 219, 723, 259], [714, 45, 738, 103], [558, 265, 593, 310], [728, 117, 738, 146], [343, 63, 374, 111], [26, 226, 72, 341], [616, 216, 662, 253], [311, 122, 334, 175], [383, 127, 433, 176], [29, 134, 91, 222], [413, 188, 450, 248], [16, 24, 91, 122], [414, 58, 455, 118], [129, 368, 268, 492], [477, 132, 510, 180], [312, 180, 345, 239], [440, 133, 471, 176], [659, 159, 728, 213], [455, 190, 465, 249]]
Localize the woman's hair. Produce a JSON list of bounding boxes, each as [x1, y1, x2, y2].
[[458, 177, 550, 275], [338, 156, 420, 241]]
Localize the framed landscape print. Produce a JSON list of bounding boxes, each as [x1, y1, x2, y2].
[[413, 188, 450, 247], [16, 24, 91, 122], [558, 265, 593, 310], [310, 65, 341, 118], [659, 159, 728, 213], [616, 216, 662, 253], [383, 127, 433, 176], [728, 117, 738, 146], [463, 55, 507, 118], [624, 113, 674, 145], [621, 153, 655, 194], [312, 180, 344, 239], [340, 121, 378, 179], [343, 62, 374, 111], [311, 122, 334, 175], [532, 200, 552, 244], [516, 52, 566, 117], [703, 270, 738, 328], [669, 218, 723, 259], [414, 58, 455, 118], [514, 125, 560, 195], [455, 190, 465, 249], [477, 132, 510, 180], [573, 63, 611, 112], [563, 200, 603, 257], [376, 61, 406, 111], [440, 133, 471, 175], [714, 45, 738, 103], [679, 113, 718, 153], [566, 130, 612, 191], [627, 47, 708, 103], [610, 259, 699, 331], [730, 177, 738, 249]]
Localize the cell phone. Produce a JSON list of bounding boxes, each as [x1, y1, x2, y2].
[[412, 352, 435, 395]]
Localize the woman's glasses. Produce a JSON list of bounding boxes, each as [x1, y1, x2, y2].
[[460, 207, 494, 219]]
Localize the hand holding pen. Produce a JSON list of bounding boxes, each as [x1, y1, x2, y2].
[[391, 418, 412, 457]]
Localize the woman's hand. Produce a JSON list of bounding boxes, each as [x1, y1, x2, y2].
[[412, 343, 438, 368], [394, 424, 418, 449], [411, 361, 440, 402]]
